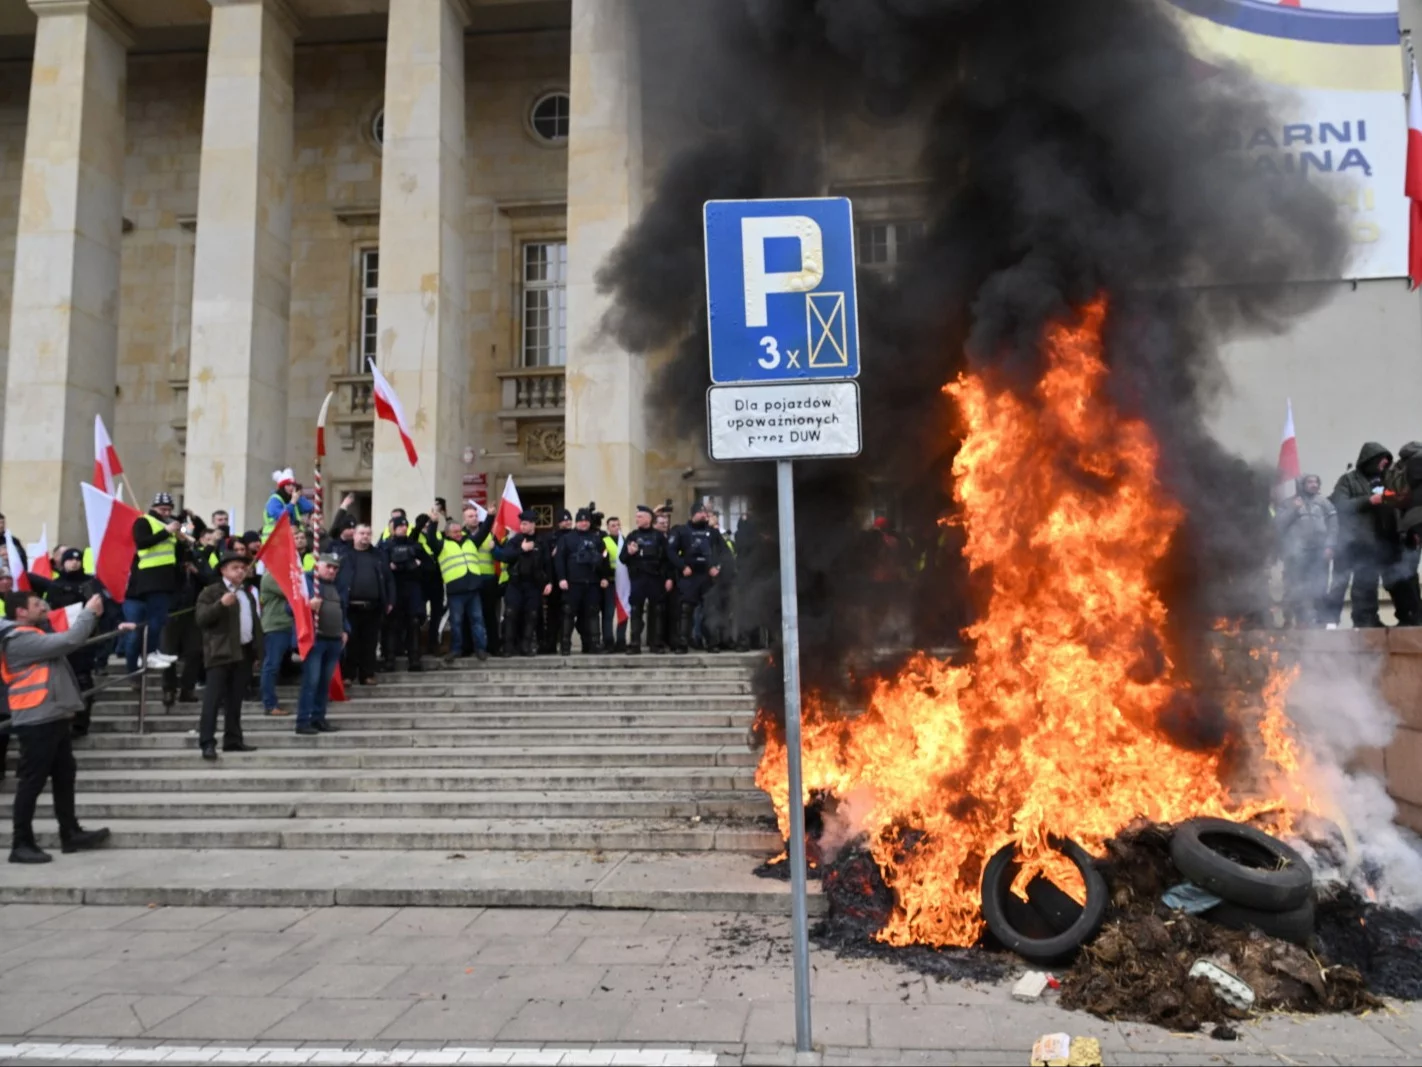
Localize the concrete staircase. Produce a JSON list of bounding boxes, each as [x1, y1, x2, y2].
[[0, 653, 810, 913]]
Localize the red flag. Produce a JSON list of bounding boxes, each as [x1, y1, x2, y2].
[[368, 358, 419, 467], [81, 483, 142, 604], [4, 531, 30, 592], [1276, 398, 1300, 502], [253, 513, 315, 659], [94, 414, 124, 496], [1408, 61, 1422, 287], [492, 475, 523, 543], [330, 662, 348, 702], [47, 603, 83, 633]]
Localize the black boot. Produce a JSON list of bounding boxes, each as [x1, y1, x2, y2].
[[560, 607, 575, 656], [9, 838, 51, 864], [676, 603, 694, 654], [627, 605, 643, 655], [500, 616, 518, 658], [649, 603, 667, 654], [61, 827, 111, 854]]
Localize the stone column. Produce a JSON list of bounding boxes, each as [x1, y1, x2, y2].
[[0, 0, 131, 543], [183, 0, 297, 528], [371, 0, 469, 521], [564, 0, 644, 514]]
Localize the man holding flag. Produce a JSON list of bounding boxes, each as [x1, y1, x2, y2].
[[297, 554, 349, 736]]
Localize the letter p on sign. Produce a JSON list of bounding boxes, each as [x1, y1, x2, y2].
[[741, 216, 824, 328]]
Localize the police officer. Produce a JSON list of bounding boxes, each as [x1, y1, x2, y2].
[[668, 502, 726, 654], [382, 516, 426, 672], [704, 509, 741, 651], [538, 509, 572, 653], [554, 508, 609, 655], [493, 510, 546, 656], [621, 505, 672, 654]]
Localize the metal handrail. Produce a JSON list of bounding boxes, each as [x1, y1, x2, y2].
[[80, 605, 197, 736]]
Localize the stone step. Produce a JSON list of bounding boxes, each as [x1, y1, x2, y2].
[[103, 681, 754, 701], [0, 848, 821, 914], [91, 655, 762, 681], [37, 744, 760, 770], [83, 709, 756, 733], [90, 695, 758, 713], [39, 765, 761, 793], [72, 725, 754, 750], [22, 788, 774, 820], [30, 816, 782, 852]]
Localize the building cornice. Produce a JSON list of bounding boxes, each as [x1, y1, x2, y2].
[[27, 0, 135, 49], [209, 0, 302, 41]]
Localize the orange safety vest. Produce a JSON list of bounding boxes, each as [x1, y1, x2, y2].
[[1, 625, 49, 711]]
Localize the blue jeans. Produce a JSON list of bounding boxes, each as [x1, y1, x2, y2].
[[260, 629, 293, 712], [297, 637, 343, 728], [123, 592, 171, 673], [447, 588, 487, 655]]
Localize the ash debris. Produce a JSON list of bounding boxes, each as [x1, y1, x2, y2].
[[600, 0, 1349, 722]]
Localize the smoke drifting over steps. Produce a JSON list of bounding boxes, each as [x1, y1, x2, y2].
[[597, 0, 1349, 707]]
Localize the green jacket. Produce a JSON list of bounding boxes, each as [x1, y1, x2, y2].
[[259, 572, 293, 633], [195, 580, 264, 668], [1330, 441, 1395, 549]]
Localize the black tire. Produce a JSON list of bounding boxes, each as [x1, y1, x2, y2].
[[1170, 818, 1312, 913], [1206, 893, 1316, 946], [1026, 873, 1084, 935], [980, 836, 1108, 966]]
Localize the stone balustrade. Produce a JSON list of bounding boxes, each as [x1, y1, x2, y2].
[[496, 366, 566, 447]]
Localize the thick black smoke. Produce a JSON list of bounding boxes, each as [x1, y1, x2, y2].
[[598, 0, 1349, 720]]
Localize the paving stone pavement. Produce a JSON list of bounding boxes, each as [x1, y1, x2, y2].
[[1, 904, 1420, 1065]]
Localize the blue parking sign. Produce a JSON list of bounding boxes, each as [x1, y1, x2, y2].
[[704, 198, 860, 384]]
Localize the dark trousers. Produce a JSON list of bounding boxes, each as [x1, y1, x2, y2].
[[561, 582, 601, 652], [162, 610, 202, 697], [1329, 542, 1383, 625], [384, 580, 425, 666], [200, 653, 253, 748], [502, 582, 541, 655], [347, 603, 382, 680], [1282, 554, 1330, 627], [542, 586, 563, 652], [675, 573, 714, 649], [481, 581, 503, 655], [11, 719, 80, 846], [298, 636, 343, 728], [628, 576, 667, 651]]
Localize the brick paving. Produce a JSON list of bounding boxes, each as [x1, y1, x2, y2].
[[1, 904, 1419, 1065]]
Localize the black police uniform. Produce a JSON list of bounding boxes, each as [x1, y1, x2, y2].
[[620, 510, 671, 654], [667, 516, 726, 653], [537, 512, 571, 652], [493, 511, 547, 656], [383, 532, 426, 671], [554, 515, 609, 655]]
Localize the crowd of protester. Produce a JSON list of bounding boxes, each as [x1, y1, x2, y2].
[[1277, 439, 1422, 628]]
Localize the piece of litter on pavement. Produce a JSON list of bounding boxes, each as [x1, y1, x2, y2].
[[1030, 1032, 1071, 1065], [1013, 970, 1052, 1001], [1163, 881, 1225, 914]]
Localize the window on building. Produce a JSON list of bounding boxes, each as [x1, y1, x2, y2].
[[359, 248, 379, 370], [371, 107, 385, 149], [530, 91, 570, 144], [857, 221, 924, 270], [521, 241, 568, 367], [695, 490, 751, 538]]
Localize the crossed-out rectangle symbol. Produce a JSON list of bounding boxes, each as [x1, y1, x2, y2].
[[807, 292, 847, 368]]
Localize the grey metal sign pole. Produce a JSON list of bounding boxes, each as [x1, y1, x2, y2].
[[776, 457, 813, 1052]]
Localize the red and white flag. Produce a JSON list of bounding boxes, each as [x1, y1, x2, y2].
[[613, 533, 630, 625], [1276, 398, 1301, 501], [94, 414, 125, 497], [47, 603, 83, 633], [81, 482, 143, 604], [1408, 59, 1422, 287], [4, 530, 29, 592], [367, 358, 418, 467], [491, 475, 523, 543], [254, 512, 315, 659], [26, 525, 51, 582]]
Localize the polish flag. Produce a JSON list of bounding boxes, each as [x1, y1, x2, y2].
[[613, 534, 631, 625], [94, 414, 124, 496], [492, 476, 523, 543], [1408, 60, 1422, 288], [4, 530, 29, 592], [47, 603, 84, 633], [81, 482, 143, 604], [1276, 398, 1301, 501], [367, 358, 418, 467], [26, 525, 51, 581]]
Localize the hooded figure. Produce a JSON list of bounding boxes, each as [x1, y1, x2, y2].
[[1328, 442, 1396, 628], [1276, 474, 1336, 628]]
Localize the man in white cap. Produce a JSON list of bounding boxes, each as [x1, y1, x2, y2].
[[260, 468, 315, 542]]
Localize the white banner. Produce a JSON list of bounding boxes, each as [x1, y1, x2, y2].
[[707, 381, 862, 461]]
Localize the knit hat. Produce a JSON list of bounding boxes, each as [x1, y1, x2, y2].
[[61, 548, 83, 564], [557, 508, 573, 523], [575, 508, 592, 523], [273, 468, 296, 490], [636, 505, 654, 516], [153, 491, 174, 507], [519, 510, 539, 523]]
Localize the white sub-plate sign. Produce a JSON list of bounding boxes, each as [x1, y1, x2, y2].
[[707, 380, 862, 462]]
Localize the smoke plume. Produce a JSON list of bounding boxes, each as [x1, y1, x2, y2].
[[598, 0, 1349, 712]]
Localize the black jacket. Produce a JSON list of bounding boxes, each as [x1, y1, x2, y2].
[[385, 535, 424, 585], [1331, 441, 1397, 549], [30, 570, 100, 610], [127, 511, 181, 597], [620, 527, 671, 580], [494, 531, 547, 585], [343, 546, 392, 610], [668, 521, 725, 576], [554, 528, 610, 584]]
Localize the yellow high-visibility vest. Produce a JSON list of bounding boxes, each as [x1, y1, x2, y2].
[[82, 547, 94, 575], [470, 536, 495, 577], [438, 536, 481, 586], [135, 515, 176, 570], [259, 493, 286, 540]]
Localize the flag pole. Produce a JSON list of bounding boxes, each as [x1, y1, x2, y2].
[[314, 391, 334, 537], [120, 473, 139, 509]]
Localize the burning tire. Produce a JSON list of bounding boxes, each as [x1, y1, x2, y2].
[[981, 837, 1108, 965], [1207, 893, 1317, 946], [1170, 818, 1312, 913]]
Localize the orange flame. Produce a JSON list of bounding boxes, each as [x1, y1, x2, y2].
[[756, 298, 1304, 947]]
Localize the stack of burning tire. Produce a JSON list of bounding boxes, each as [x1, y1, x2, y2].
[[981, 818, 1314, 965]]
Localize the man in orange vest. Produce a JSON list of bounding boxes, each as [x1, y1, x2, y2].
[[2, 589, 114, 863]]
